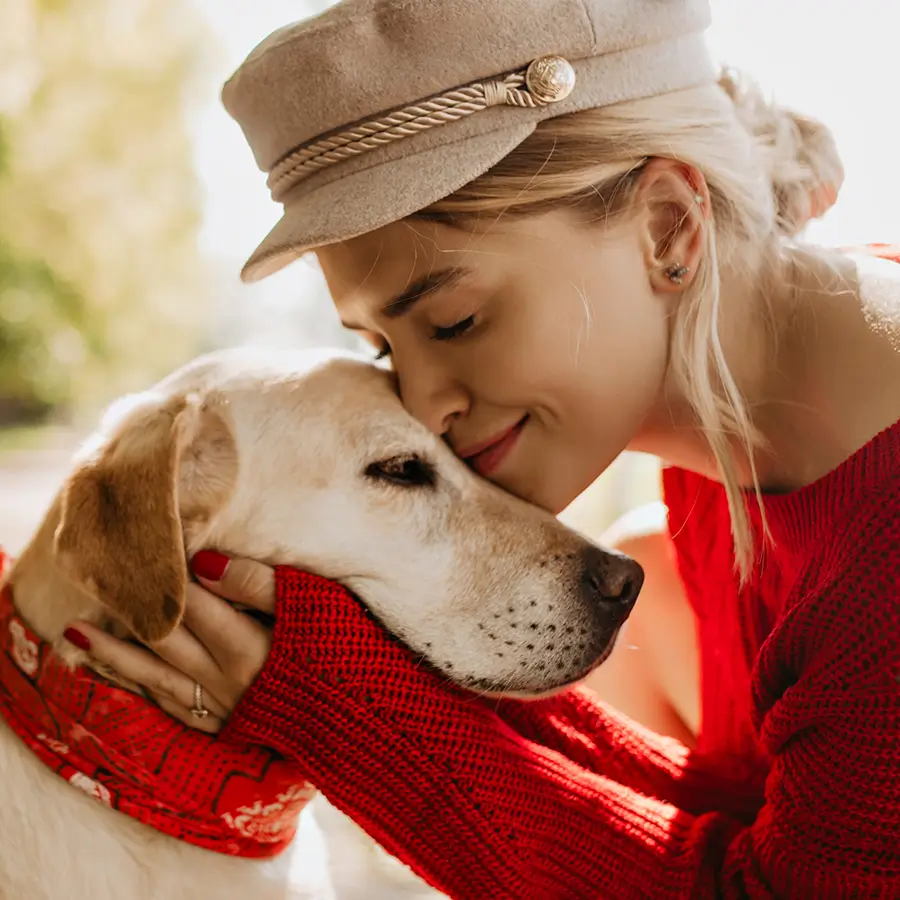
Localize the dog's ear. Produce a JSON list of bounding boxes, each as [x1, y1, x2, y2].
[[54, 395, 197, 643]]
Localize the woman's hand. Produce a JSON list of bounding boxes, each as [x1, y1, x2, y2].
[[64, 552, 275, 734]]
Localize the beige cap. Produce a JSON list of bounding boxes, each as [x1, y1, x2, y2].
[[223, 0, 717, 282]]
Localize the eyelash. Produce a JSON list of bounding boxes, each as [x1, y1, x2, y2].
[[432, 315, 476, 342], [373, 315, 476, 360]]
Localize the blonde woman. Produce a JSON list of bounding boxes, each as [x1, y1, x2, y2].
[[67, 1, 900, 896]]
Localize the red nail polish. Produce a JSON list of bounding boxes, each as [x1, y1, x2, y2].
[[191, 550, 230, 582], [63, 628, 91, 651]]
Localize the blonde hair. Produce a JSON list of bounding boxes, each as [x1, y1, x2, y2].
[[415, 68, 843, 580]]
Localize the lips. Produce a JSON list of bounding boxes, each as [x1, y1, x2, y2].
[[459, 416, 528, 477]]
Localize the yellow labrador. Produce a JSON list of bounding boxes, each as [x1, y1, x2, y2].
[[0, 347, 642, 900]]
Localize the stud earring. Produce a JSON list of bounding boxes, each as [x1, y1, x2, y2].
[[694, 193, 704, 205], [664, 264, 690, 285]]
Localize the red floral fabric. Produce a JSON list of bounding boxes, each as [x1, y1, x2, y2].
[[0, 552, 312, 858]]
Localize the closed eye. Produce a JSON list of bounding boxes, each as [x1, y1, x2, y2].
[[368, 313, 476, 359], [432, 315, 475, 342]]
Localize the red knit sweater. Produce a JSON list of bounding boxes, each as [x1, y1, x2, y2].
[[224, 256, 900, 899]]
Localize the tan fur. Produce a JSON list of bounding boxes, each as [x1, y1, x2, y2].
[[55, 397, 192, 644], [0, 346, 640, 899]]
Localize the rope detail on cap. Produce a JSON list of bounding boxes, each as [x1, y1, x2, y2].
[[267, 56, 576, 202]]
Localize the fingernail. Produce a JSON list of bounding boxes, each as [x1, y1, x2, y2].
[[63, 627, 91, 652], [191, 550, 230, 582]]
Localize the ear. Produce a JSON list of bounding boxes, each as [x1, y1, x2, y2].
[[54, 395, 196, 643], [636, 159, 710, 294]]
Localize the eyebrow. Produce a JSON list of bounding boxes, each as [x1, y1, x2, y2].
[[340, 267, 469, 330]]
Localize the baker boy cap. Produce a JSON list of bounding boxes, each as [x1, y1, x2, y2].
[[223, 0, 717, 282]]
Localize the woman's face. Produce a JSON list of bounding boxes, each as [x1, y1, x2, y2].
[[317, 208, 673, 513]]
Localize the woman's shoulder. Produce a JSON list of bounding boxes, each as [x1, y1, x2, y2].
[[837, 244, 900, 327], [839, 242, 900, 265], [848, 243, 900, 324], [792, 243, 900, 463], [844, 244, 900, 421]]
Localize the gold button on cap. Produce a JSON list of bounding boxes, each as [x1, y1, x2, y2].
[[525, 55, 576, 104]]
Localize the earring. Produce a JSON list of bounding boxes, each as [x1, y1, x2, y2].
[[694, 193, 704, 205], [664, 264, 690, 285]]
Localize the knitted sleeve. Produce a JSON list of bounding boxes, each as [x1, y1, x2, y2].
[[223, 532, 900, 899]]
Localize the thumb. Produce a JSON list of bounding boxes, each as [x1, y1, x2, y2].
[[190, 551, 276, 614]]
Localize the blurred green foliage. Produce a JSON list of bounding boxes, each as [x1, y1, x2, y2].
[[0, 0, 218, 426]]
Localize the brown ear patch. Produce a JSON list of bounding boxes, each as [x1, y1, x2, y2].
[[162, 593, 180, 621], [55, 398, 190, 643], [177, 398, 238, 526]]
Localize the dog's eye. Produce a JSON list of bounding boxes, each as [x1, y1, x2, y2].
[[365, 455, 435, 488]]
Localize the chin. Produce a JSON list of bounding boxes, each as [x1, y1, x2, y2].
[[491, 443, 604, 516], [530, 479, 592, 518]]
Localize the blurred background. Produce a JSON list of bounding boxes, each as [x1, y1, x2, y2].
[[0, 0, 897, 552]]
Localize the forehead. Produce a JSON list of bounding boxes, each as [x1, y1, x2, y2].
[[316, 219, 468, 306], [316, 211, 588, 320]]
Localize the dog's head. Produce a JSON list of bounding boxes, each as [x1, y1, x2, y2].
[[52, 347, 642, 696]]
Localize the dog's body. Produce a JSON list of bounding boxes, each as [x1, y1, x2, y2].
[[0, 731, 335, 900], [0, 348, 640, 899]]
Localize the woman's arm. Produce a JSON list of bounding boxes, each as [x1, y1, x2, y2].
[[215, 560, 900, 899], [72, 536, 900, 899]]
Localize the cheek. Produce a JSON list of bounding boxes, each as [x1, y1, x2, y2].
[[466, 296, 589, 400], [494, 289, 670, 509], [515, 279, 670, 409], [554, 318, 669, 462], [570, 256, 670, 387]]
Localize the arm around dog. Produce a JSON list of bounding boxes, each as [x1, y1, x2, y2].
[[71, 544, 900, 899], [216, 555, 900, 899]]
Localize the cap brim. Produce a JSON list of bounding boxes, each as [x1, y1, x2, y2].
[[240, 123, 535, 283]]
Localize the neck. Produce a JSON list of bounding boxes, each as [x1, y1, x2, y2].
[[633, 240, 848, 491]]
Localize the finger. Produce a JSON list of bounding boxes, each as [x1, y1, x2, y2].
[[146, 671, 229, 721], [68, 622, 184, 697], [152, 691, 224, 735], [148, 617, 227, 693], [190, 551, 276, 614], [181, 582, 271, 676], [65, 621, 228, 718]]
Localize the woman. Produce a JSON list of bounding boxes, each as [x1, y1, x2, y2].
[[64, 0, 900, 897]]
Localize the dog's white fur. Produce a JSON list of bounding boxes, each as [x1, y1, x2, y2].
[[0, 347, 640, 899]]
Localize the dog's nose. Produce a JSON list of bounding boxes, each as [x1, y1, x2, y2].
[[580, 545, 644, 624]]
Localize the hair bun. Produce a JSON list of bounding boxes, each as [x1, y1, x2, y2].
[[718, 67, 844, 235]]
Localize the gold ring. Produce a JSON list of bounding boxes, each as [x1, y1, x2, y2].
[[191, 682, 209, 719]]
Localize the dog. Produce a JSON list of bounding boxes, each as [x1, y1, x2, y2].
[[0, 346, 642, 899]]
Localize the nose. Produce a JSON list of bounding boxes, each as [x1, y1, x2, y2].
[[580, 545, 644, 625], [397, 362, 470, 436]]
